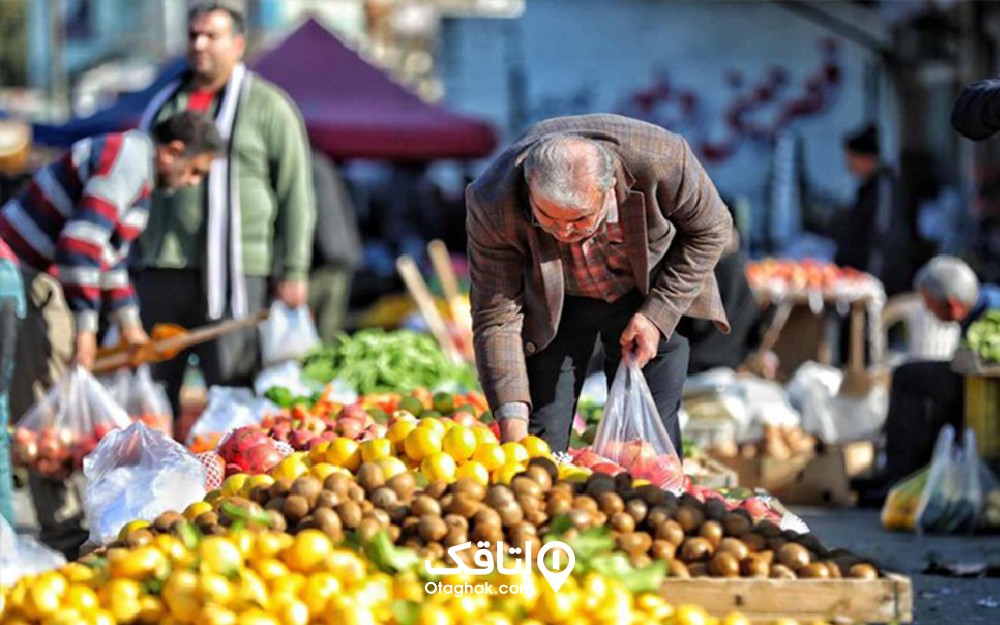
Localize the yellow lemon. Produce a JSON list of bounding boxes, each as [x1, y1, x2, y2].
[[418, 417, 447, 436], [456, 460, 490, 486], [324, 438, 361, 471], [442, 426, 477, 461], [404, 427, 443, 461], [472, 425, 499, 446], [310, 462, 339, 481], [184, 500, 213, 520], [199, 536, 244, 575], [421, 452, 457, 483], [375, 456, 408, 480], [283, 529, 333, 574], [271, 457, 308, 481], [360, 438, 393, 463], [471, 443, 506, 472], [501, 442, 529, 466], [221, 474, 251, 498], [387, 420, 417, 452], [521, 436, 551, 458]]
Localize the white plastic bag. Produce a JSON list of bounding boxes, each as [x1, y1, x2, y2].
[[592, 358, 683, 493], [259, 302, 320, 366], [83, 422, 206, 544], [185, 387, 275, 451], [11, 366, 132, 478], [254, 361, 321, 398], [916, 426, 982, 535], [109, 365, 174, 437], [787, 361, 887, 444], [0, 516, 66, 587]]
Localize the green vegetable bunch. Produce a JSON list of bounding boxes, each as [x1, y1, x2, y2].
[[301, 329, 479, 394], [966, 310, 1000, 364]]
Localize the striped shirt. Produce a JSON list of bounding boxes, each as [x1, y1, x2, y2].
[[0, 131, 153, 333]]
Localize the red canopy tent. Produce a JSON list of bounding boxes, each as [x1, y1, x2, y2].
[[254, 18, 497, 160]]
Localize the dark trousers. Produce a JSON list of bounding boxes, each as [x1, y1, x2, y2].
[[883, 360, 964, 483], [526, 291, 689, 454], [136, 269, 268, 420]]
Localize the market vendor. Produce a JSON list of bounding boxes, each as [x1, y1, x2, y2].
[[0, 111, 222, 557], [859, 256, 1000, 505], [467, 114, 732, 452]]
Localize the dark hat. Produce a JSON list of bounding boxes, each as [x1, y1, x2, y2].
[[844, 123, 880, 156]]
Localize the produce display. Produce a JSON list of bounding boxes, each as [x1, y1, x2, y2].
[[745, 259, 880, 300], [301, 330, 478, 393], [708, 425, 816, 461], [966, 310, 1000, 364]]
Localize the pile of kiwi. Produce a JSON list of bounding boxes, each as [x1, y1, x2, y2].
[[108, 457, 880, 580]]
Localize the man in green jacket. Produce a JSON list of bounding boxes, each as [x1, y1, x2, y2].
[[137, 2, 315, 418]]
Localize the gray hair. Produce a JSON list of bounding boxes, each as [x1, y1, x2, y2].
[[914, 256, 980, 306], [523, 135, 615, 211]]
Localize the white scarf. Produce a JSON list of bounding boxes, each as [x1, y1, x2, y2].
[[141, 63, 252, 320]]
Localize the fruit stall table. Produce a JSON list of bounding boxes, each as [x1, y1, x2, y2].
[[747, 260, 885, 382], [951, 347, 1000, 463]]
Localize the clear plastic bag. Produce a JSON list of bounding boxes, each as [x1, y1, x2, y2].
[[915, 426, 982, 535], [592, 357, 683, 493], [109, 365, 174, 437], [83, 422, 206, 544], [0, 515, 67, 588], [11, 366, 132, 478], [184, 387, 275, 452], [259, 302, 320, 366]]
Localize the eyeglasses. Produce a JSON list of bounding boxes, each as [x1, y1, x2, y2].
[[529, 187, 614, 241]]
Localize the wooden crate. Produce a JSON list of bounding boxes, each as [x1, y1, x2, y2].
[[660, 573, 913, 623], [712, 442, 875, 506]]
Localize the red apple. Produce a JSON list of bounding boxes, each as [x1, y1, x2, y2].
[[450, 411, 477, 428], [336, 418, 364, 440], [288, 429, 316, 451], [320, 430, 338, 442], [243, 443, 283, 474]]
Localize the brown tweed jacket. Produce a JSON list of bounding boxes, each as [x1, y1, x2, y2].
[[467, 114, 732, 412]]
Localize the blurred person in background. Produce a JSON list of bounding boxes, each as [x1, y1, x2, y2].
[[137, 2, 315, 418], [309, 150, 362, 342], [467, 114, 732, 453], [856, 256, 1000, 505], [0, 112, 222, 557], [833, 123, 912, 297]]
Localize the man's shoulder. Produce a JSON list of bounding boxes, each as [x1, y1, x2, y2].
[[247, 75, 301, 115]]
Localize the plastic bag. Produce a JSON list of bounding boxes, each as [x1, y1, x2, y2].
[[254, 360, 322, 398], [881, 467, 929, 532], [592, 358, 683, 493], [259, 302, 320, 366], [10, 366, 132, 478], [915, 426, 982, 535], [185, 387, 274, 452], [0, 515, 66, 587], [787, 361, 887, 444], [109, 365, 174, 437], [83, 422, 206, 544]]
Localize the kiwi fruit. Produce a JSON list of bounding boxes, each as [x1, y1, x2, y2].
[[283, 495, 311, 524], [799, 563, 830, 579], [547, 497, 572, 517], [636, 484, 668, 507], [655, 519, 685, 546], [527, 457, 559, 482], [742, 533, 767, 552], [651, 539, 676, 561], [424, 480, 449, 500], [848, 563, 878, 580], [699, 520, 724, 547], [596, 492, 625, 516], [265, 496, 287, 513], [584, 474, 616, 498], [444, 528, 469, 548], [610, 511, 636, 534], [125, 529, 154, 548], [511, 476, 542, 499], [709, 551, 741, 577], [625, 532, 655, 557], [770, 564, 796, 579], [645, 506, 672, 530], [412, 495, 442, 517], [370, 487, 399, 510], [266, 510, 287, 533], [568, 509, 594, 531], [680, 537, 714, 563], [313, 508, 343, 540], [336, 501, 363, 530], [316, 490, 339, 510], [676, 505, 706, 534], [668, 559, 691, 578], [269, 478, 293, 499], [625, 499, 648, 524], [717, 537, 749, 561], [444, 514, 469, 533], [418, 515, 449, 542], [703, 499, 727, 522], [741, 553, 771, 578], [525, 509, 548, 526], [473, 508, 503, 535], [823, 561, 842, 578], [777, 543, 811, 571], [722, 512, 753, 537], [386, 473, 417, 501], [485, 485, 515, 509], [452, 478, 487, 501], [291, 476, 323, 507], [447, 494, 482, 518], [688, 563, 709, 577], [497, 500, 525, 527], [523, 466, 553, 491], [358, 517, 382, 541], [367, 508, 391, 527], [347, 484, 366, 503], [573, 496, 599, 515], [153, 511, 183, 533], [756, 520, 781, 538], [323, 474, 351, 498]]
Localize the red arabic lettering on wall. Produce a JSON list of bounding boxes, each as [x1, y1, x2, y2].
[[616, 38, 842, 163]]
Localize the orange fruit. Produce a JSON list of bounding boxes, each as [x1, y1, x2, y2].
[[442, 425, 477, 461]]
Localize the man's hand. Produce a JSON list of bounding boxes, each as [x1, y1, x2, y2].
[[276, 280, 309, 308], [499, 418, 529, 443], [73, 331, 97, 370], [620, 312, 661, 368]]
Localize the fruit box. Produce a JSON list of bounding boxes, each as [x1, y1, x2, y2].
[[710, 442, 875, 506], [660, 572, 913, 623]]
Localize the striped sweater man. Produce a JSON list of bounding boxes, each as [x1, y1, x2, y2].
[[0, 130, 152, 334]]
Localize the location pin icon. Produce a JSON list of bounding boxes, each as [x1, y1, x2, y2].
[[536, 541, 575, 593]]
